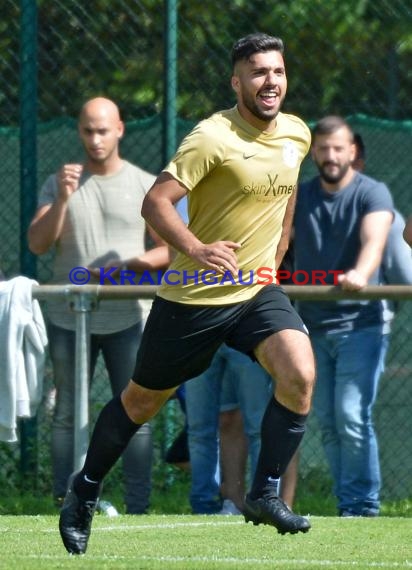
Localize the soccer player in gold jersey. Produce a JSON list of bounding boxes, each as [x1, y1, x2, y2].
[[59, 32, 316, 555]]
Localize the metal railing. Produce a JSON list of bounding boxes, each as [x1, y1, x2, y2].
[[31, 284, 412, 471]]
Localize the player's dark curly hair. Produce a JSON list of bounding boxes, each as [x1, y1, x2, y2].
[[231, 33, 284, 68]]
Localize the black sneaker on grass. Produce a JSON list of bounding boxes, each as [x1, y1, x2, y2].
[[244, 493, 311, 535], [59, 472, 102, 554]]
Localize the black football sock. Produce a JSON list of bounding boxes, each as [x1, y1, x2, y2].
[[74, 395, 141, 501], [249, 396, 307, 500]]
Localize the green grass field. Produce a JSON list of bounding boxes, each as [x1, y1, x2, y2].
[[1, 513, 411, 570], [1, 474, 411, 569]]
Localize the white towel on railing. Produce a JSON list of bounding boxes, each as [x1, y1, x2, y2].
[[0, 276, 48, 442]]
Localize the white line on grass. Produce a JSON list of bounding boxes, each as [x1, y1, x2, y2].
[[136, 556, 412, 567], [97, 519, 245, 531], [19, 554, 412, 567], [0, 519, 246, 533]]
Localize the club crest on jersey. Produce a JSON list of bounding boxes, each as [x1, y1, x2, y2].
[[282, 140, 299, 168]]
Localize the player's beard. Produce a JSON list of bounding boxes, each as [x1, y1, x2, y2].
[[242, 89, 284, 122], [318, 161, 351, 184]]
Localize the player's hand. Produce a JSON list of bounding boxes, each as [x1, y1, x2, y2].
[[190, 241, 241, 275], [337, 269, 367, 291], [57, 164, 83, 201]]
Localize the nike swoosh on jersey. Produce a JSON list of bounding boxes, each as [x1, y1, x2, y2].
[[243, 153, 257, 159]]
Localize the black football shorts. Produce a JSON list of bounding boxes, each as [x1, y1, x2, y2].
[[132, 284, 307, 390]]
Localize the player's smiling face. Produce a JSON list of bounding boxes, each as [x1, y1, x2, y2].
[[231, 50, 287, 131]]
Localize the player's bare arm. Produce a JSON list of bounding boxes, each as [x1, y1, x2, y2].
[[28, 163, 83, 255], [274, 187, 297, 268], [338, 210, 393, 290], [142, 172, 241, 274]]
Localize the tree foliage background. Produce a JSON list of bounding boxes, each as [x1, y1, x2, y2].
[[2, 0, 412, 125]]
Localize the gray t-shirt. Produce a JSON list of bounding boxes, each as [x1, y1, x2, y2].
[[38, 160, 155, 333], [381, 209, 412, 285], [380, 209, 412, 324], [294, 171, 394, 333]]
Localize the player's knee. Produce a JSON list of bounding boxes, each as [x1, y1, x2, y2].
[[283, 364, 315, 409], [296, 364, 316, 398], [121, 381, 170, 423]]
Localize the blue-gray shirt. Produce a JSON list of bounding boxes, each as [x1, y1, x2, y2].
[[294, 172, 393, 333], [381, 209, 412, 285]]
